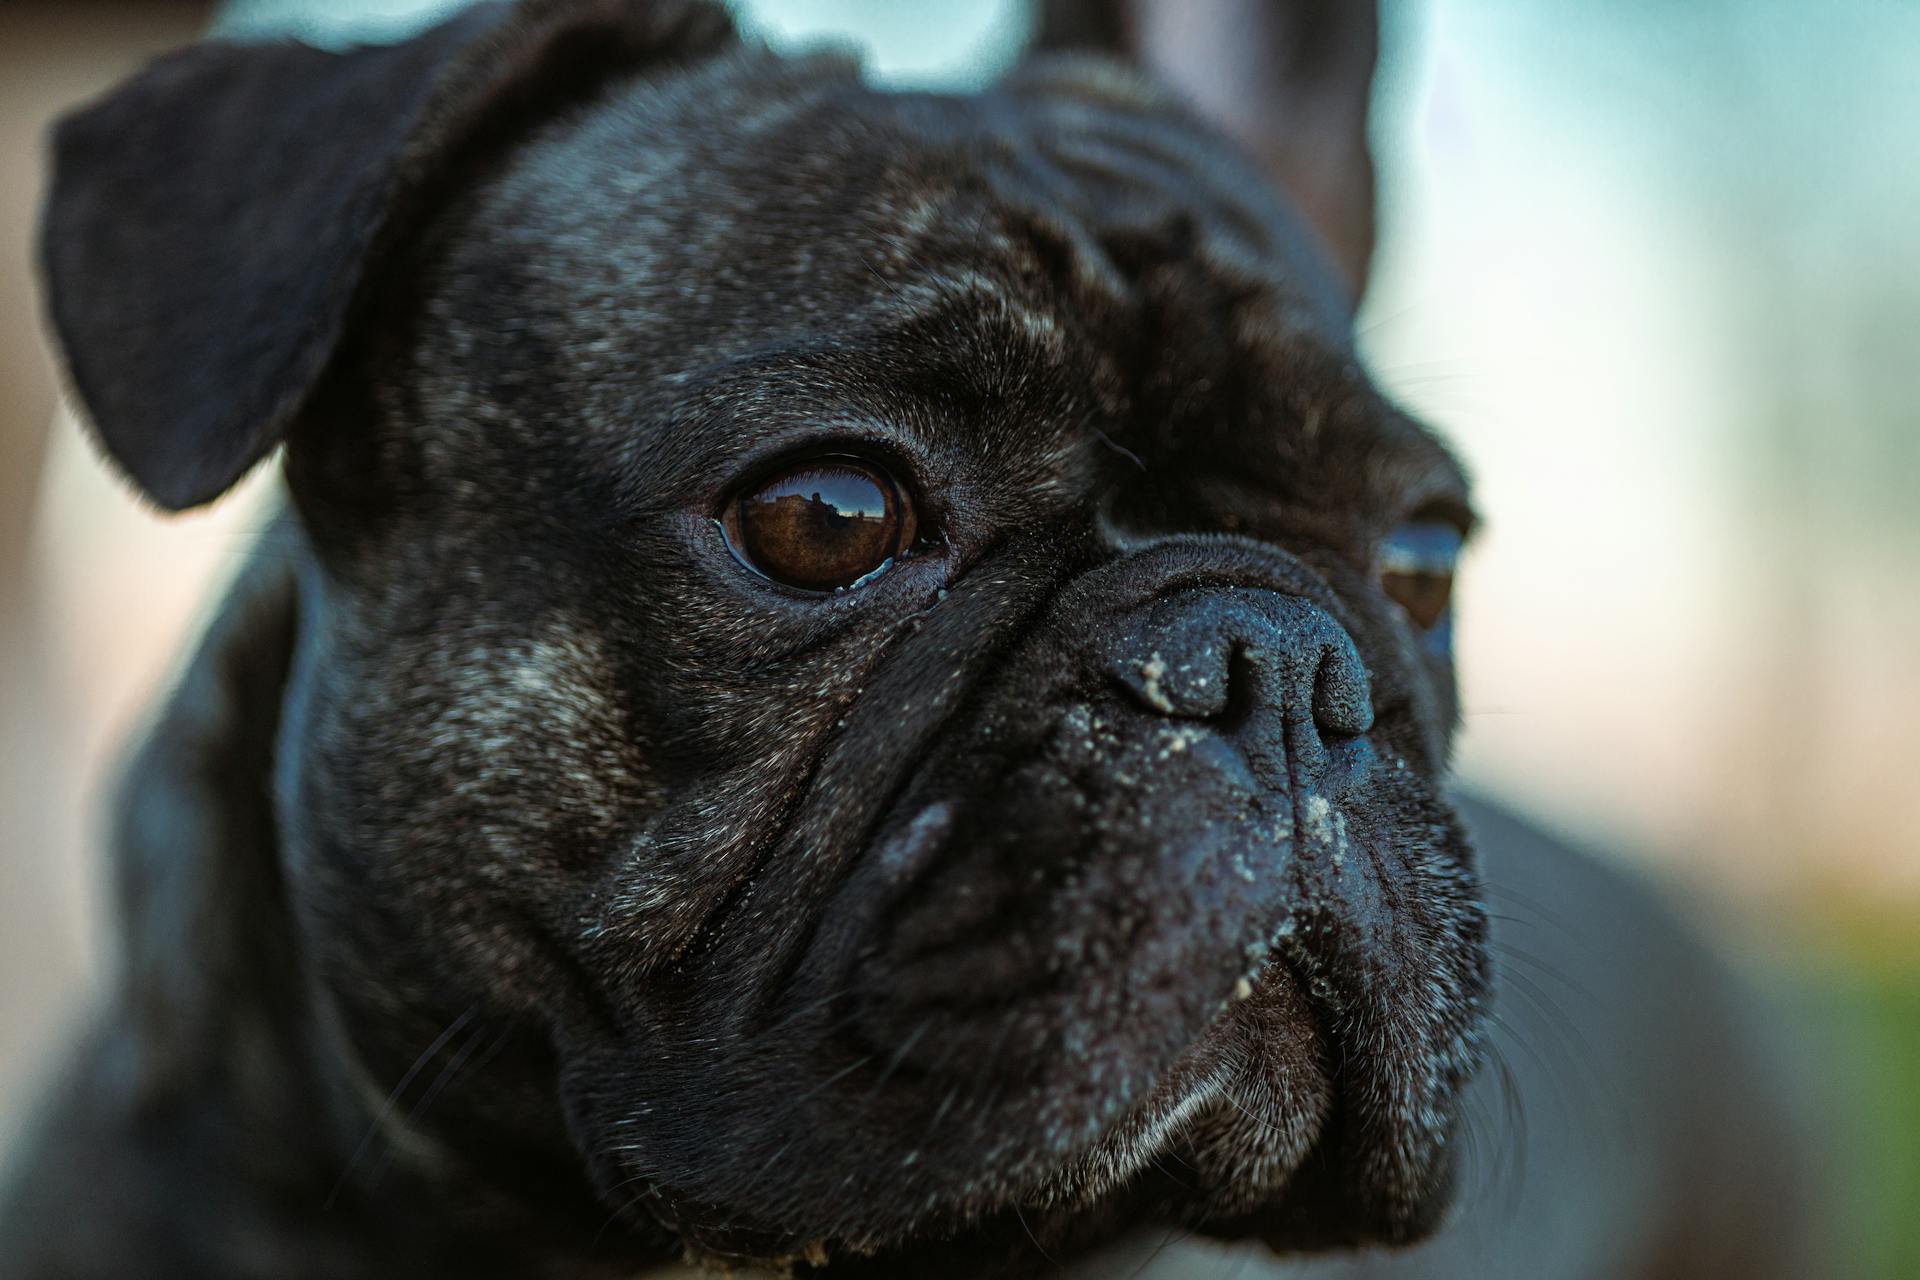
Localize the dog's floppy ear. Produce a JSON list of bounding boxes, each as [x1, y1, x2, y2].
[[1033, 0, 1380, 298], [40, 0, 736, 512]]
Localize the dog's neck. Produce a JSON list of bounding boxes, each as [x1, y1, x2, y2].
[[68, 525, 672, 1279]]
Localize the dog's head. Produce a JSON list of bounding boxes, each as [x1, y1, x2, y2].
[[43, 0, 1486, 1271]]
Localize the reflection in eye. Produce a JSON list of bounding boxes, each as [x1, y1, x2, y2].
[[1379, 520, 1462, 640], [722, 459, 918, 592]]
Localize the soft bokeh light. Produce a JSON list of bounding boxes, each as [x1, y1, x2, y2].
[[1364, 0, 1920, 922]]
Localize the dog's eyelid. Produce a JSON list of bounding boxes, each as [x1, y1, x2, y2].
[[1404, 495, 1478, 542], [1378, 524, 1461, 575], [724, 438, 899, 488]]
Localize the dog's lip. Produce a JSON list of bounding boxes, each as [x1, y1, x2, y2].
[[1037, 946, 1333, 1207], [584, 832, 1473, 1264], [816, 789, 1478, 1241], [791, 731, 1336, 1197]]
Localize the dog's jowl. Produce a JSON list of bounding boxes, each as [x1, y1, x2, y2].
[[0, 2, 1820, 1278]]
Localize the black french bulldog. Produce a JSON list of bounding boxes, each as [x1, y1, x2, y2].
[[0, 1, 1822, 1276]]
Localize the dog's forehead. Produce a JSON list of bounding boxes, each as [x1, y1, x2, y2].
[[445, 50, 1345, 368], [412, 47, 1463, 516]]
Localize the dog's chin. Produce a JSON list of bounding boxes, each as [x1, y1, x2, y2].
[[644, 953, 1457, 1279], [590, 963, 1349, 1276], [570, 806, 1475, 1275], [837, 942, 1467, 1271], [1028, 955, 1337, 1224], [564, 724, 1482, 1270]]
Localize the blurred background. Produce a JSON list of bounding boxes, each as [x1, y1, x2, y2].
[[1, 0, 1914, 1274]]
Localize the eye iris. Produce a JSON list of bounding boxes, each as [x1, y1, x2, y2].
[[1380, 569, 1453, 630], [1379, 521, 1461, 632], [730, 462, 913, 590]]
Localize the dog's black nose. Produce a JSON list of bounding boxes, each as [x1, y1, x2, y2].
[[1105, 587, 1374, 782]]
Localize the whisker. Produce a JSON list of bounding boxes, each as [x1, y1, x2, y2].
[[1012, 1202, 1058, 1268], [325, 1003, 478, 1209], [368, 1017, 506, 1186]]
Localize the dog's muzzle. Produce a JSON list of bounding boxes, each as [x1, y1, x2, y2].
[[824, 540, 1485, 1239], [588, 541, 1485, 1260]]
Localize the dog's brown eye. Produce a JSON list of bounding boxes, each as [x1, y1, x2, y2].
[[722, 459, 918, 591], [1379, 521, 1462, 633], [1382, 568, 1452, 630]]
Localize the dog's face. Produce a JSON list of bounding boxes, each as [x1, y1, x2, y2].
[[45, 2, 1486, 1272]]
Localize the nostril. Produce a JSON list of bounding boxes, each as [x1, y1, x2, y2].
[[1104, 590, 1375, 743], [1217, 643, 1262, 733]]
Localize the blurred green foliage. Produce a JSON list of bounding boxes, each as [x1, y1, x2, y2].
[[1829, 964, 1920, 1280]]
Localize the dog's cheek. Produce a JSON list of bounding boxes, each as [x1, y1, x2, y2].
[[284, 606, 660, 1036]]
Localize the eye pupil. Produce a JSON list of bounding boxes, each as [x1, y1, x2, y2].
[[726, 460, 917, 591], [1381, 569, 1453, 631]]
